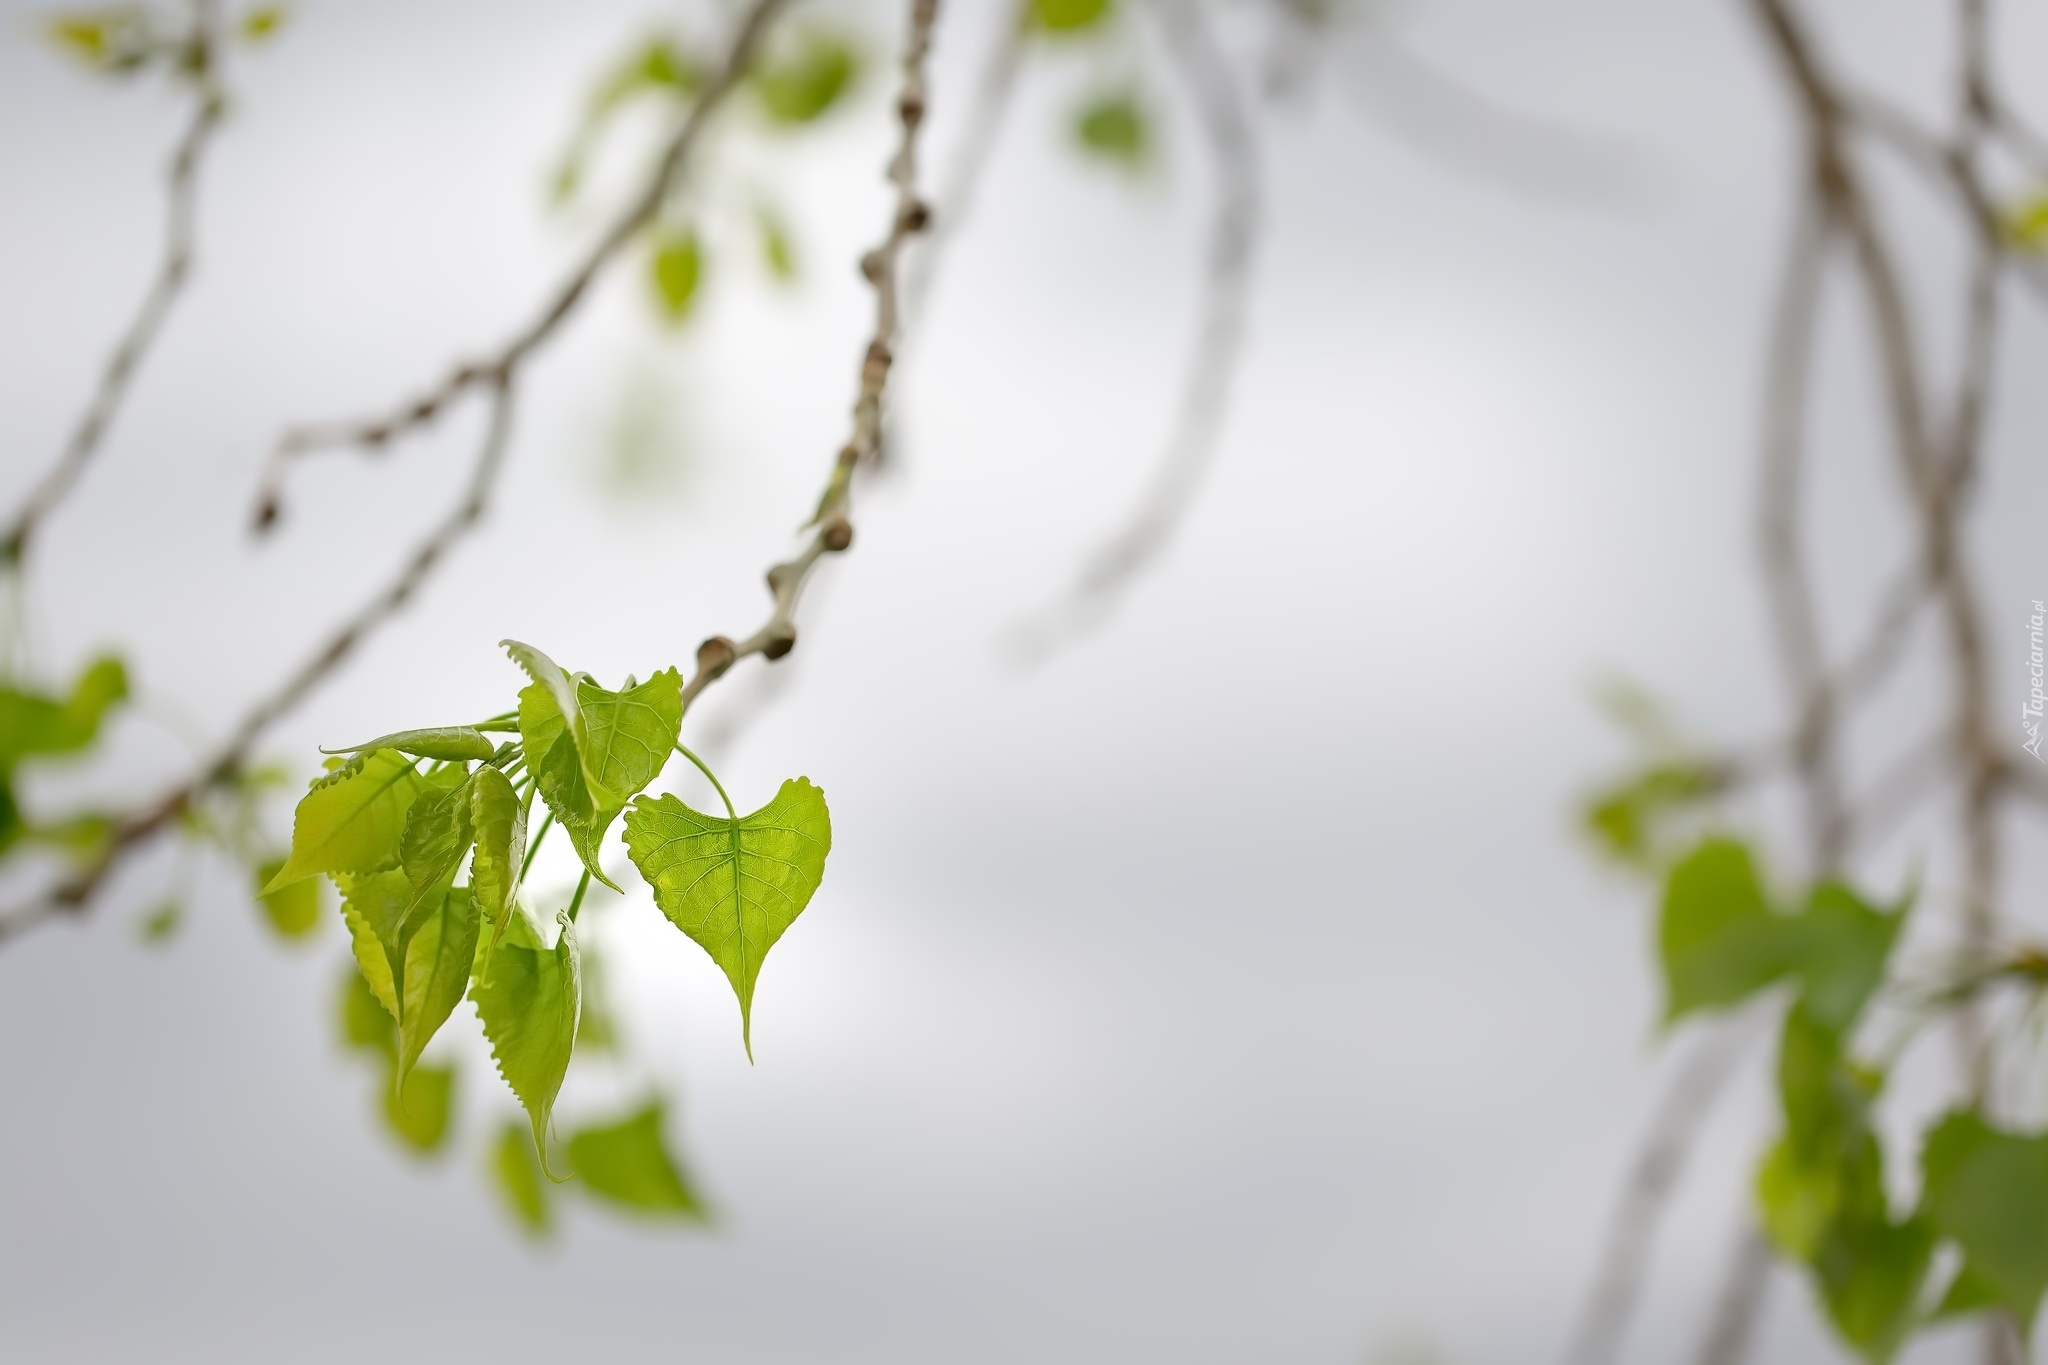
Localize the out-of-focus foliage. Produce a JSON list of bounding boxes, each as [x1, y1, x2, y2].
[[650, 229, 705, 322], [1073, 91, 1150, 168], [2003, 193, 2048, 252], [1028, 0, 1115, 35], [750, 28, 860, 126]]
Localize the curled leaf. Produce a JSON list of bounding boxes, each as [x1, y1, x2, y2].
[[321, 726, 495, 762]]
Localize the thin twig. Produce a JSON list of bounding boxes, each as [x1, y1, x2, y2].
[[677, 0, 944, 718], [1006, 0, 1259, 661], [2, 0, 224, 572]]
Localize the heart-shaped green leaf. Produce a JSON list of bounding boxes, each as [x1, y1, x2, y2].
[[265, 749, 426, 893], [624, 777, 830, 1060], [472, 900, 580, 1176], [1659, 837, 1797, 1024], [520, 668, 682, 892]]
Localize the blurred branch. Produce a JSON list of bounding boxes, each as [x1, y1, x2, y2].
[[1561, 1013, 1768, 1365], [1, 0, 225, 575], [679, 0, 942, 716], [1006, 0, 1260, 661], [0, 0, 795, 945], [1691, 1225, 1776, 1365]]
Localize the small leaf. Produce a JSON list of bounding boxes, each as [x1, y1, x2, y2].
[[1788, 881, 1908, 1034], [2004, 194, 2048, 252], [491, 1118, 552, 1237], [566, 1100, 705, 1219], [1920, 1110, 2048, 1333], [264, 749, 426, 893], [625, 777, 830, 1059], [380, 1060, 455, 1154], [44, 10, 158, 73], [502, 639, 590, 782], [238, 5, 286, 43], [321, 726, 495, 762], [521, 668, 680, 891], [254, 856, 323, 939], [1582, 761, 1721, 869], [469, 767, 527, 952], [758, 206, 796, 281], [398, 886, 481, 1084], [1073, 93, 1148, 168], [1028, 0, 1114, 33], [1659, 837, 1796, 1023], [136, 901, 181, 945], [0, 654, 128, 770], [751, 30, 858, 125], [472, 901, 580, 1175], [649, 230, 703, 323]]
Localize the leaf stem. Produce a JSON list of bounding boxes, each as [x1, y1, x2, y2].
[[520, 811, 555, 879], [564, 867, 592, 924], [674, 742, 737, 822]]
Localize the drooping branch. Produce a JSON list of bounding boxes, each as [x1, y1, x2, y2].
[[679, 0, 943, 717], [1, 0, 225, 573], [0, 0, 794, 945], [1007, 0, 1260, 661]]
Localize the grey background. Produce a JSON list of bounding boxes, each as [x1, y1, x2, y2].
[[1, 0, 2044, 1360]]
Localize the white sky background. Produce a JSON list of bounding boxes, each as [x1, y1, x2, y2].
[[1, 0, 2046, 1361]]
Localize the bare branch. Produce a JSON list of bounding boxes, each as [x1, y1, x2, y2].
[[677, 0, 944, 718], [1006, 0, 1259, 661], [2, 0, 225, 571]]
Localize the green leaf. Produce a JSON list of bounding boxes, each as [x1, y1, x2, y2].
[[44, 10, 157, 73], [1811, 1214, 1936, 1363], [469, 767, 527, 952], [491, 1118, 553, 1237], [624, 777, 830, 1059], [136, 901, 181, 946], [338, 961, 396, 1060], [752, 30, 858, 125], [398, 886, 481, 1085], [264, 749, 426, 893], [566, 1100, 705, 1219], [239, 5, 287, 43], [502, 638, 591, 783], [758, 205, 796, 281], [649, 231, 703, 323], [520, 668, 681, 892], [575, 928, 619, 1056], [0, 654, 128, 770], [254, 856, 323, 939], [322, 726, 495, 762], [1788, 881, 1908, 1034], [337, 868, 407, 1022], [1028, 0, 1114, 33], [380, 1061, 455, 1154], [2005, 194, 2048, 252], [1074, 93, 1148, 168], [396, 768, 475, 925], [1582, 760, 1721, 869], [472, 901, 580, 1176], [1920, 1110, 2048, 1333], [1659, 837, 1796, 1023]]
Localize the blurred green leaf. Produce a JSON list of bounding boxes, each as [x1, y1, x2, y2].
[[1921, 1110, 2048, 1333], [473, 900, 580, 1175], [0, 655, 127, 770], [649, 231, 703, 323], [625, 776, 830, 1060], [2004, 194, 2048, 252], [1659, 837, 1795, 1023], [758, 205, 796, 282], [238, 5, 286, 43], [338, 960, 395, 1060], [44, 8, 158, 73], [264, 749, 426, 893], [1073, 93, 1148, 168], [1788, 881, 1907, 1034], [381, 1060, 455, 1154], [567, 1100, 705, 1219], [1582, 761, 1720, 869], [491, 1118, 553, 1236], [751, 31, 857, 125], [255, 856, 323, 939], [136, 901, 182, 946], [1028, 0, 1114, 33]]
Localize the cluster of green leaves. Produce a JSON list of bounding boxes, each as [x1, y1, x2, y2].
[[264, 640, 830, 1226], [551, 25, 863, 327], [0, 655, 127, 862], [45, 2, 284, 78], [1654, 836, 2048, 1359]]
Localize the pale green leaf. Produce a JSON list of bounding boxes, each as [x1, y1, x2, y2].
[[264, 749, 425, 893], [649, 231, 703, 323], [752, 30, 858, 125], [397, 769, 475, 924], [520, 668, 680, 892], [758, 206, 796, 281], [473, 901, 580, 1175], [1074, 93, 1148, 168], [624, 777, 830, 1059], [470, 767, 527, 952], [0, 654, 127, 771], [398, 886, 481, 1084], [1659, 837, 1796, 1023], [502, 639, 588, 780], [254, 856, 323, 939], [567, 1100, 704, 1219], [491, 1118, 552, 1237], [337, 868, 407, 1021], [239, 5, 286, 43], [322, 726, 495, 761], [1028, 0, 1113, 33]]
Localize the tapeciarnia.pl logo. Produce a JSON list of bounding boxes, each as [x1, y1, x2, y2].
[[2027, 599, 2046, 762]]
